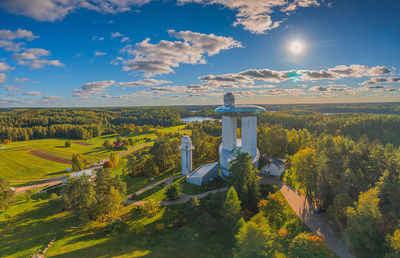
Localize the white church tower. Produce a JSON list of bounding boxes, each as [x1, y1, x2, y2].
[[180, 135, 194, 175]]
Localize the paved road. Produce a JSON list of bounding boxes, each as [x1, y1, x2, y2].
[[259, 174, 354, 258]]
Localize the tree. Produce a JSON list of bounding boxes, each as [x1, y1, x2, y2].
[[103, 160, 113, 169], [110, 152, 120, 168], [386, 227, 400, 257], [228, 152, 260, 211], [290, 148, 318, 199], [234, 213, 275, 258], [258, 192, 286, 230], [63, 174, 97, 220], [72, 153, 87, 172], [2, 139, 11, 145], [166, 184, 181, 201], [346, 188, 385, 257], [288, 233, 333, 258], [65, 141, 71, 147], [221, 187, 242, 231], [0, 178, 15, 210], [102, 186, 123, 217], [103, 140, 113, 149], [143, 157, 159, 177], [184, 196, 200, 217]]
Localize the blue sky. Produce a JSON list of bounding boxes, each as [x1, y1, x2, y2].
[[0, 0, 399, 107]]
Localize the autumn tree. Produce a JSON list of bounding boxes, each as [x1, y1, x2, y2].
[[228, 152, 260, 211], [290, 148, 318, 199], [258, 192, 286, 230], [346, 188, 385, 257], [110, 152, 120, 168], [103, 160, 113, 169], [0, 178, 15, 210], [72, 153, 87, 172], [234, 213, 275, 258], [288, 233, 333, 258]]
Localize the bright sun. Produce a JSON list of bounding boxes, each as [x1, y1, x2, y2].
[[290, 41, 304, 54]]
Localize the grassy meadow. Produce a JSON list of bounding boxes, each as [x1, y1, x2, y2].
[[0, 125, 188, 181]]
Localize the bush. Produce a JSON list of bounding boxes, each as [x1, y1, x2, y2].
[[139, 198, 160, 217], [165, 184, 181, 201], [106, 218, 127, 236], [103, 160, 113, 169], [155, 223, 165, 231], [65, 141, 71, 147]]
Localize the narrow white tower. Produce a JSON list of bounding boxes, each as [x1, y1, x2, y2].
[[221, 93, 237, 151], [180, 135, 194, 175]]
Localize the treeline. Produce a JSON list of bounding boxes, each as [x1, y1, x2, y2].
[[0, 107, 182, 141], [259, 112, 400, 146]]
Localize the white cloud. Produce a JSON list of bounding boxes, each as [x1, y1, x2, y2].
[[0, 0, 151, 22], [73, 80, 115, 99], [0, 73, 6, 83], [328, 65, 392, 78], [18, 59, 64, 69], [92, 35, 104, 41], [14, 77, 29, 83], [115, 79, 171, 87], [94, 50, 107, 56], [4, 85, 23, 91], [360, 77, 400, 85], [122, 30, 241, 76], [12, 48, 50, 60], [359, 85, 399, 92], [0, 40, 24, 52], [178, 0, 320, 34], [111, 32, 123, 38], [22, 91, 41, 96], [0, 28, 38, 41], [0, 62, 14, 71]]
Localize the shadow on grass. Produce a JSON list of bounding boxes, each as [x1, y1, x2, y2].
[[0, 200, 75, 257]]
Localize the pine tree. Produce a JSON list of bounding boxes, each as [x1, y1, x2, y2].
[[221, 187, 242, 230]]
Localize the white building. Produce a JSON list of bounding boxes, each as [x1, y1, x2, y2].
[[180, 135, 194, 175], [216, 93, 266, 178], [260, 157, 286, 177]]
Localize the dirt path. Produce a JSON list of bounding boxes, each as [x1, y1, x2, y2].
[[126, 175, 182, 204], [259, 175, 354, 258]]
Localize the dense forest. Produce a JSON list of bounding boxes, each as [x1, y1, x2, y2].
[[0, 107, 182, 141]]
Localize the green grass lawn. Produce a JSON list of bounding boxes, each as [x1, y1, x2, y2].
[[1, 125, 186, 181]]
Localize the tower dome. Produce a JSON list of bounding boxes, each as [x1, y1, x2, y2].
[[224, 92, 235, 107]]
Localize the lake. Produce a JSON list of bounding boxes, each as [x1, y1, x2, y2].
[[181, 116, 218, 123]]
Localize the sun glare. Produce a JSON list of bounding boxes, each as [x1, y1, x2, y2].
[[290, 41, 304, 54]]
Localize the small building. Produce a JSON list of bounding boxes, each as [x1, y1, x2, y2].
[[186, 162, 219, 186], [260, 157, 286, 177], [63, 169, 95, 184]]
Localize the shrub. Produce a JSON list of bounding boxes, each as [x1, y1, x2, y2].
[[165, 184, 181, 201], [155, 223, 165, 231], [103, 160, 113, 169], [139, 198, 160, 217], [65, 141, 71, 147], [107, 218, 127, 235]]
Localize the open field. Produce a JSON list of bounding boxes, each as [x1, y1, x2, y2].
[[0, 125, 187, 181]]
